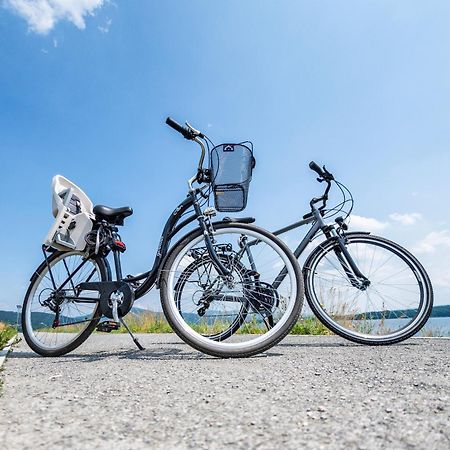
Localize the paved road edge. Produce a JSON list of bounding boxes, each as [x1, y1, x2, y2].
[[0, 336, 19, 371]]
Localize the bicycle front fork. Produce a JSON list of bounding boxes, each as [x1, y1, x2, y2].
[[193, 202, 232, 278], [333, 235, 370, 290]]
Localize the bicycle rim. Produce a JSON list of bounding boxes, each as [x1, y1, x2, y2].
[[162, 224, 303, 356], [23, 251, 104, 352], [305, 234, 433, 344], [174, 254, 250, 341]]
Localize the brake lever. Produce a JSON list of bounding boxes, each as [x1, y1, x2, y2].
[[322, 166, 334, 180], [185, 121, 204, 138]]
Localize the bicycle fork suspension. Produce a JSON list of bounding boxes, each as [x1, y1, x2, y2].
[[333, 236, 370, 290]]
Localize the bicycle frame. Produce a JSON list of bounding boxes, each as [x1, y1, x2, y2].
[[48, 177, 367, 320], [41, 133, 246, 327], [245, 202, 369, 291], [45, 184, 235, 306]]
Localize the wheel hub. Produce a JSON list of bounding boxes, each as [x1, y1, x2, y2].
[[359, 279, 371, 291]]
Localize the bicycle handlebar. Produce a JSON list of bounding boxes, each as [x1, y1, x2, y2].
[[166, 116, 209, 185], [309, 161, 325, 177], [309, 161, 334, 181], [166, 117, 194, 140], [307, 161, 335, 213], [306, 161, 353, 221]]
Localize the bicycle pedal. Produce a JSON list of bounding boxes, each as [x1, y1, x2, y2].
[[96, 320, 120, 333]]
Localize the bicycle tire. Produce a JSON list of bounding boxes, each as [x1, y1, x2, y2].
[[174, 253, 251, 341], [22, 250, 109, 357], [160, 222, 304, 358], [303, 233, 434, 345]]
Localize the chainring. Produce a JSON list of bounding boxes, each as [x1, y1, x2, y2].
[[92, 282, 135, 319]]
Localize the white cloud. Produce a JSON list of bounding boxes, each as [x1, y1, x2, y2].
[[413, 230, 450, 254], [97, 16, 111, 33], [4, 0, 104, 34], [389, 212, 422, 226], [431, 270, 450, 288], [348, 215, 389, 233]]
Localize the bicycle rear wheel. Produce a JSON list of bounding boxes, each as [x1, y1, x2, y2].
[[22, 251, 108, 356], [160, 222, 304, 358], [174, 253, 251, 341], [304, 233, 433, 345]]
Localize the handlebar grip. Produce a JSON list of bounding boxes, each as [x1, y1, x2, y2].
[[309, 161, 325, 177], [166, 117, 193, 140]]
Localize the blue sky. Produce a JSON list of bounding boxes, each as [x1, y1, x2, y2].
[[1, 1, 450, 310]]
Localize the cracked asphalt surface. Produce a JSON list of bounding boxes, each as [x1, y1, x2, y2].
[[0, 334, 449, 449]]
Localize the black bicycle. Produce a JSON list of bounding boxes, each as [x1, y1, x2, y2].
[[22, 118, 303, 358], [274, 162, 433, 345]]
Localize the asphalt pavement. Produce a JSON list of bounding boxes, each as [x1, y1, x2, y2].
[[0, 334, 448, 449]]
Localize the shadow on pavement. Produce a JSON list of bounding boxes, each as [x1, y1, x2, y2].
[[8, 346, 283, 362], [278, 341, 359, 348], [278, 341, 419, 348]]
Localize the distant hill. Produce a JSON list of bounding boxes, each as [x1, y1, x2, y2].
[[0, 310, 90, 331], [0, 307, 224, 329], [429, 305, 450, 317], [354, 304, 450, 320], [0, 310, 19, 326], [2, 304, 450, 329]]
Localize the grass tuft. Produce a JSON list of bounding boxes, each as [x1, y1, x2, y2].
[[113, 312, 173, 334], [419, 327, 446, 337], [290, 316, 333, 335], [0, 322, 17, 350], [116, 312, 334, 335]]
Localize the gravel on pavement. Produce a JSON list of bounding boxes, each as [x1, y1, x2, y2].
[[0, 334, 449, 449]]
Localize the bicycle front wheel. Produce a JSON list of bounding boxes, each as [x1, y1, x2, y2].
[[304, 233, 433, 345], [160, 222, 304, 358]]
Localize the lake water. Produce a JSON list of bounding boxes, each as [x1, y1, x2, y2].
[[375, 317, 450, 337], [417, 317, 450, 336]]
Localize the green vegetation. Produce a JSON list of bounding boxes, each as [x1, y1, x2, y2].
[[290, 316, 333, 335], [116, 312, 334, 336], [419, 327, 447, 337], [0, 322, 16, 350], [2, 305, 449, 337], [114, 312, 173, 334]]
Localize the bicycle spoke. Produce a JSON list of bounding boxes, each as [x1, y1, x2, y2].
[[24, 252, 102, 353], [306, 236, 431, 342], [165, 226, 300, 347]]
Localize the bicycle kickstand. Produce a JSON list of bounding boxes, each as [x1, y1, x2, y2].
[[119, 317, 145, 351], [111, 296, 145, 350]]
